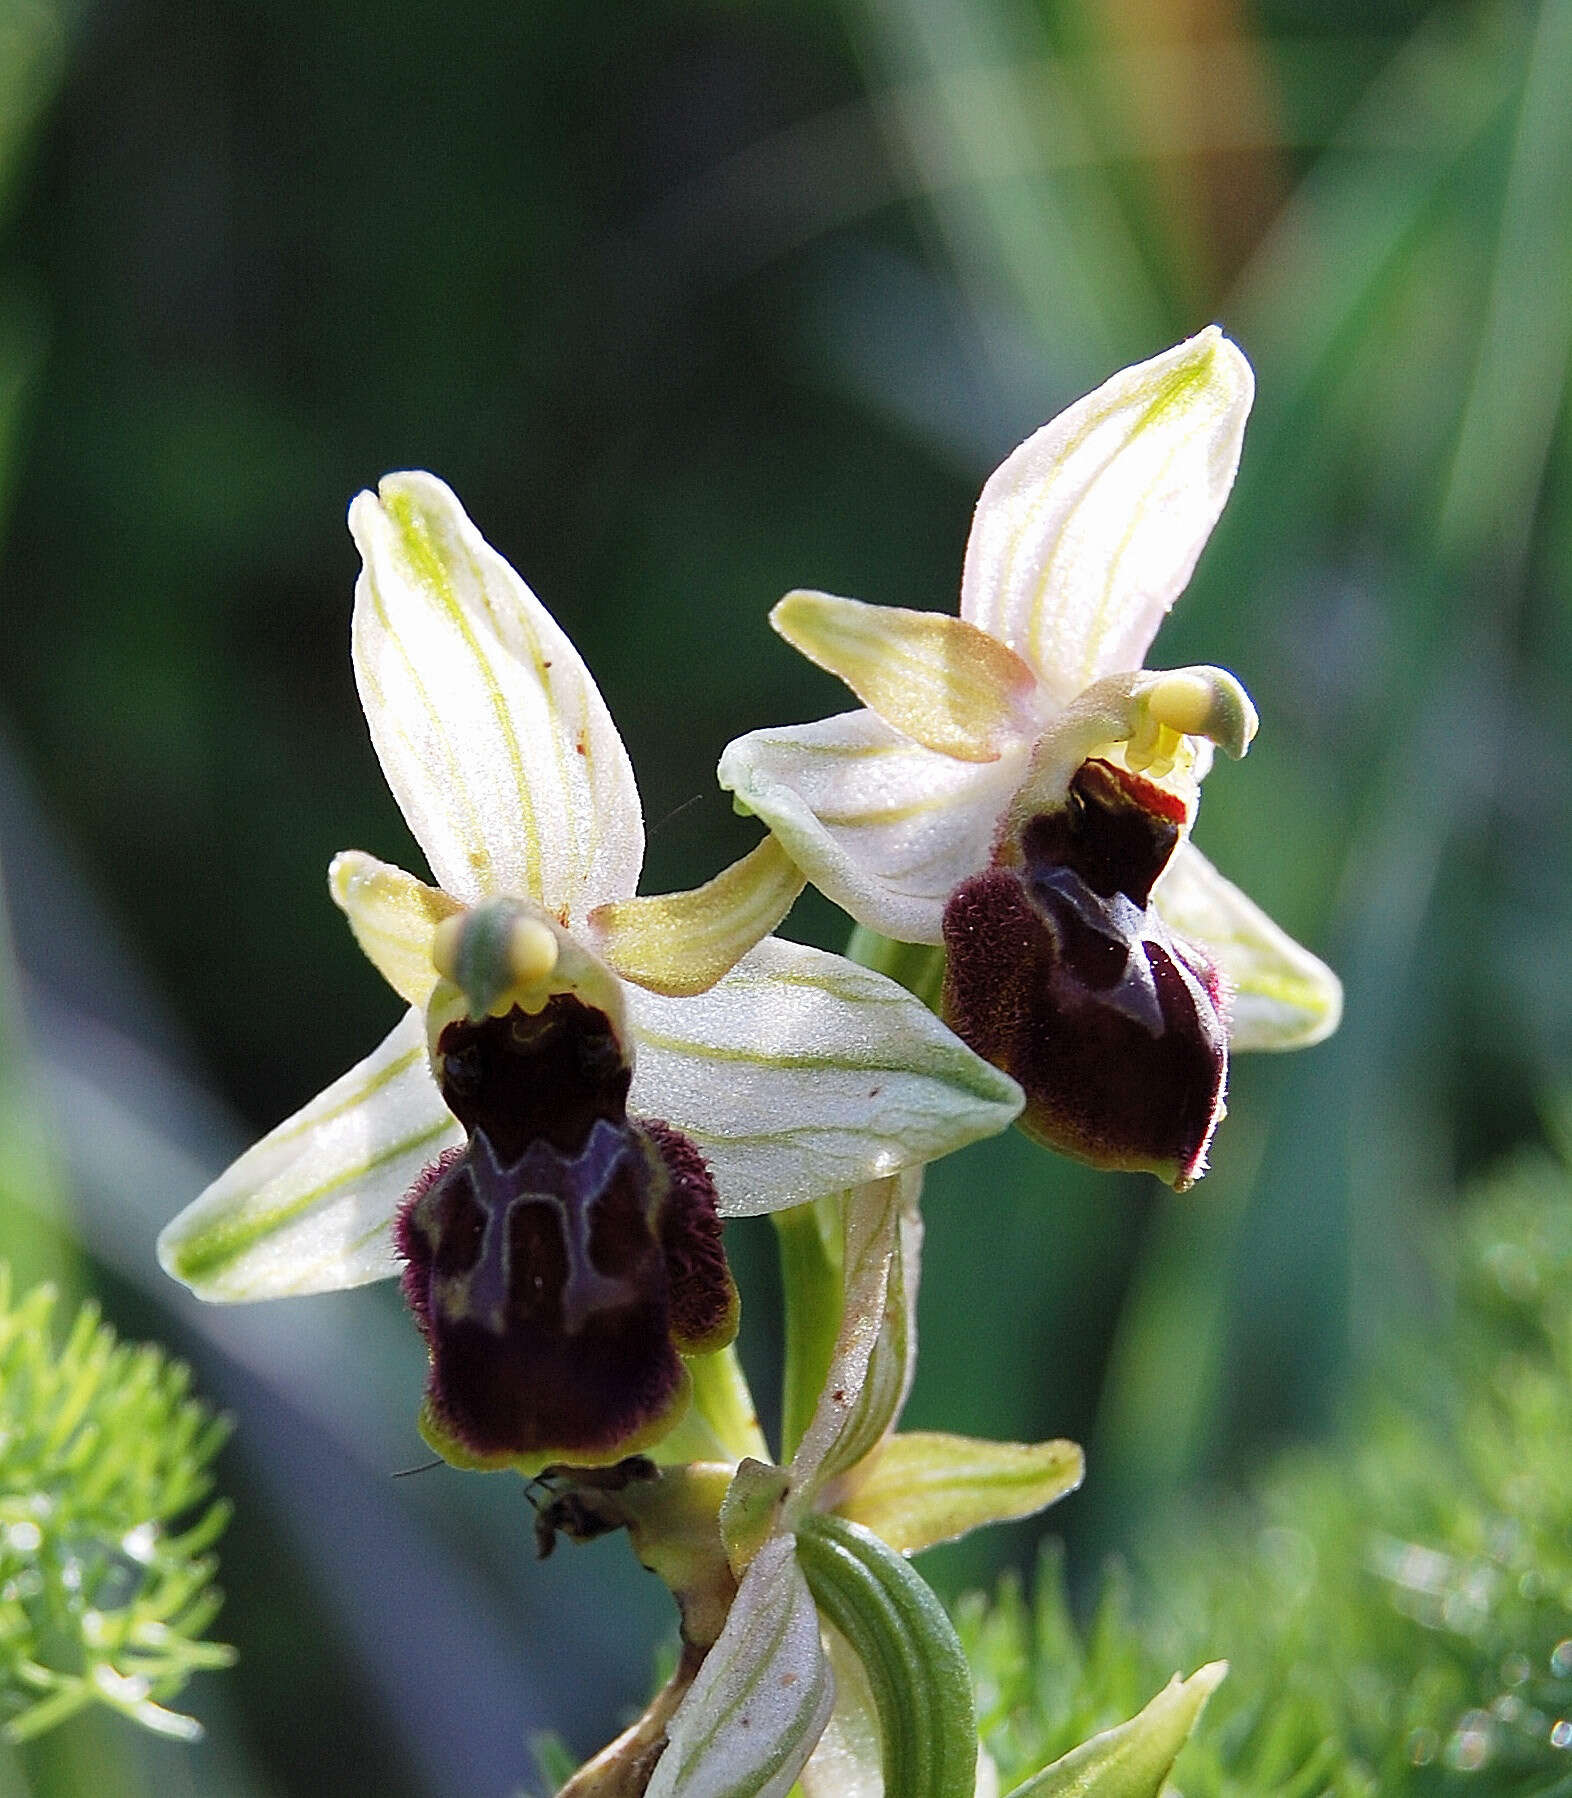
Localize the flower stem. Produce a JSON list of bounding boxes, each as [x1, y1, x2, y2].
[[774, 1198, 844, 1462], [845, 923, 946, 1012], [682, 1344, 768, 1465]]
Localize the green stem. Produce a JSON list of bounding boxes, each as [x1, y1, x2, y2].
[[678, 1343, 768, 1465], [772, 922, 943, 1466], [774, 1200, 844, 1463], [845, 925, 946, 1013]]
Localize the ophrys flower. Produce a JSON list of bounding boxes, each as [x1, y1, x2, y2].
[[158, 474, 1020, 1471], [720, 329, 1341, 1189]]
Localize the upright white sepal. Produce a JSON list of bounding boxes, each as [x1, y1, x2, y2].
[[624, 940, 1022, 1215], [350, 472, 644, 917], [961, 327, 1253, 704], [158, 1011, 461, 1300]]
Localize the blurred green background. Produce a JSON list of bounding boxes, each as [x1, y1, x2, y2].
[[1, 0, 1570, 1791]]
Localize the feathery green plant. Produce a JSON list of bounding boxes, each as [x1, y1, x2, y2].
[[0, 1267, 234, 1745], [961, 1130, 1572, 1796]]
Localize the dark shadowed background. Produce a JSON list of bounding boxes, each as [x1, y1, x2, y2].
[[2, 0, 1570, 1791]]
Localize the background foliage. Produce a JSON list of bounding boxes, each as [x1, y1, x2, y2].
[[1, 0, 1570, 1791]]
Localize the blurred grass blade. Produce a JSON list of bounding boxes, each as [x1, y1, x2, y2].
[[1438, 0, 1572, 571]]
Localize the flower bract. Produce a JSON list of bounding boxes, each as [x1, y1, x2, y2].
[[158, 474, 1021, 1472], [719, 328, 1342, 1188]]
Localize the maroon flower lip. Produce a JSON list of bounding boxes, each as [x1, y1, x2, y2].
[[943, 759, 1227, 1190], [395, 993, 738, 1469]]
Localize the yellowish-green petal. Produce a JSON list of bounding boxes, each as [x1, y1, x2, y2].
[[771, 590, 1043, 764], [329, 850, 460, 1008], [962, 328, 1254, 702], [836, 1431, 1083, 1556], [720, 709, 1026, 945], [1154, 842, 1343, 1050], [350, 471, 644, 919], [622, 940, 1022, 1215], [588, 836, 805, 998], [158, 1010, 461, 1300]]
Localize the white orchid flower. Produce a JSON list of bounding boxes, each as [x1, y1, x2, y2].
[[720, 329, 1341, 1190], [159, 474, 1020, 1471]]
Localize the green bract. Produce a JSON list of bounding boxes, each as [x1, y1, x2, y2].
[[1004, 1664, 1226, 1798], [649, 1175, 1084, 1797]]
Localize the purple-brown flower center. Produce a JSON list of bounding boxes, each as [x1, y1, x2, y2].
[[942, 759, 1227, 1189], [396, 993, 737, 1467]]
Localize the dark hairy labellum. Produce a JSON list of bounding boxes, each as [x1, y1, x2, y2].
[[942, 759, 1228, 1189], [395, 994, 737, 1469]]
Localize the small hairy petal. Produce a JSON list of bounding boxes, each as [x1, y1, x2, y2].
[[329, 849, 459, 1008], [770, 589, 1043, 762], [589, 835, 804, 998]]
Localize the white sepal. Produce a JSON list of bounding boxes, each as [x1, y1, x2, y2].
[[157, 1010, 461, 1300], [646, 1536, 834, 1798], [719, 709, 1027, 945], [624, 940, 1022, 1215], [350, 471, 644, 919], [961, 327, 1254, 703], [1154, 842, 1343, 1050]]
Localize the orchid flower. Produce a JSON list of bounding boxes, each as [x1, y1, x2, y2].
[[158, 474, 1020, 1473], [720, 329, 1342, 1189]]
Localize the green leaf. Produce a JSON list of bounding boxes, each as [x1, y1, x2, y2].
[[837, 1431, 1083, 1555], [1004, 1663, 1226, 1798], [646, 1537, 833, 1798], [795, 1514, 977, 1798]]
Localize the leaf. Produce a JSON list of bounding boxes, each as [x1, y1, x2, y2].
[[795, 1514, 977, 1798], [646, 1536, 834, 1798], [1003, 1663, 1226, 1798]]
